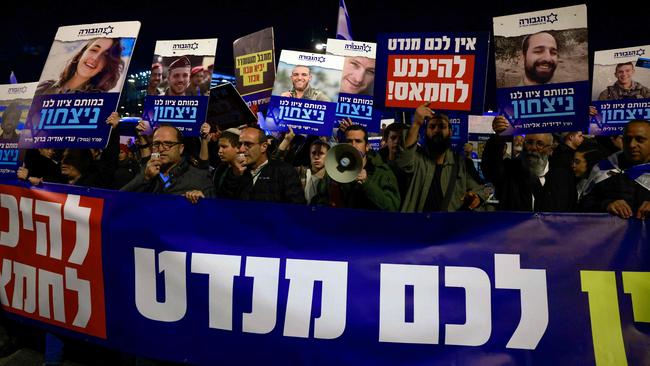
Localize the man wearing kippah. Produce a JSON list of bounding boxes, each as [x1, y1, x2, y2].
[[165, 56, 191, 96]]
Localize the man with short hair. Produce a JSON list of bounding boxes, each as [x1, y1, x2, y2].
[[598, 62, 650, 100], [0, 102, 21, 142], [121, 124, 214, 196], [396, 105, 484, 212], [519, 31, 558, 86], [580, 119, 650, 219], [165, 57, 191, 96], [481, 116, 576, 211], [379, 122, 410, 199], [224, 127, 305, 204], [280, 65, 331, 101], [551, 131, 585, 171], [147, 63, 164, 96], [313, 125, 400, 211], [340, 56, 375, 95]]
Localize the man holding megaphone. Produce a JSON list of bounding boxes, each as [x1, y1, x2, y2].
[[312, 124, 400, 211]]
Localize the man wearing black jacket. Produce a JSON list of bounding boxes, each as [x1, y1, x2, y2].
[[224, 127, 305, 204], [481, 116, 576, 211]]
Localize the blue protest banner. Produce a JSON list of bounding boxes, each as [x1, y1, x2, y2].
[[0, 182, 648, 365], [493, 5, 589, 134], [590, 45, 650, 135], [266, 51, 344, 136], [142, 39, 218, 137], [0, 83, 37, 178], [374, 32, 490, 114], [19, 22, 140, 149], [327, 39, 382, 132]]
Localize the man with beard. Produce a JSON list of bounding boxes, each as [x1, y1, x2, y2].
[[0, 102, 21, 142], [396, 104, 485, 213], [481, 116, 576, 211], [121, 124, 214, 197], [519, 31, 558, 86], [280, 65, 331, 102], [165, 56, 191, 96], [147, 63, 164, 96]]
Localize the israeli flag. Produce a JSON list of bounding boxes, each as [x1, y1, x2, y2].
[[336, 0, 353, 40], [587, 152, 650, 194]]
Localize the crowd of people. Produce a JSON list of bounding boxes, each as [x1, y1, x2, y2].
[[4, 104, 649, 220]]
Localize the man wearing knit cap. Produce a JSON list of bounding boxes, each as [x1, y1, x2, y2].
[[165, 56, 191, 96], [187, 66, 205, 96]]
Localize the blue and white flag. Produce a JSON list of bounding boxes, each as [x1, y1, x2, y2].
[[336, 0, 353, 40], [586, 151, 650, 195]]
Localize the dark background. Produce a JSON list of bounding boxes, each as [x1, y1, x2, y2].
[[1, 0, 648, 110]]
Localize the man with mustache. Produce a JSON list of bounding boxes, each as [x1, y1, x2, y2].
[[396, 104, 485, 212], [481, 116, 576, 211], [519, 31, 558, 86], [580, 119, 650, 219]]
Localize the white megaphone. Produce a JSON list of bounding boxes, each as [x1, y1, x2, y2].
[[324, 144, 364, 183]]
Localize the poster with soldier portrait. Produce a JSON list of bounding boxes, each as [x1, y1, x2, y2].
[[233, 28, 275, 114], [19, 21, 140, 149], [326, 38, 382, 132], [142, 38, 217, 136], [265, 50, 344, 136], [0, 83, 37, 179], [493, 5, 589, 134], [590, 45, 650, 135]]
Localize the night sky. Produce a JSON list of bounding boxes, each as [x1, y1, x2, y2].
[[1, 0, 648, 110]]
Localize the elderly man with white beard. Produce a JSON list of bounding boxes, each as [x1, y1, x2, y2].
[[480, 116, 577, 211]]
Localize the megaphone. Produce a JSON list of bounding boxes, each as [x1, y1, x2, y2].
[[324, 144, 364, 183]]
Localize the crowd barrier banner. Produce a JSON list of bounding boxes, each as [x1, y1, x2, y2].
[[0, 182, 648, 365]]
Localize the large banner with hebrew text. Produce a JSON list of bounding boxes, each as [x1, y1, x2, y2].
[[0, 182, 648, 365]]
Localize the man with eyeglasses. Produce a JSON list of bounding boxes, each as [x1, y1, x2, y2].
[[395, 104, 486, 213], [222, 126, 305, 204], [580, 119, 650, 219], [481, 116, 576, 211], [121, 124, 214, 197]]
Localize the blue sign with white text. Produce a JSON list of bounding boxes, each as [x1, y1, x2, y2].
[[0, 182, 648, 366], [18, 93, 119, 149], [497, 81, 589, 133], [335, 92, 381, 132], [142, 95, 208, 137], [267, 96, 335, 136]]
